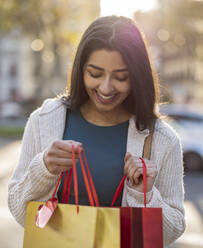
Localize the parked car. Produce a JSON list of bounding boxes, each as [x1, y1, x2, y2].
[[160, 104, 203, 171]]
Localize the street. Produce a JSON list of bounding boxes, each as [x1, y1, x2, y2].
[[170, 171, 203, 248], [0, 138, 24, 248], [0, 138, 203, 248]]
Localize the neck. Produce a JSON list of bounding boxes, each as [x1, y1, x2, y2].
[[80, 102, 131, 126]]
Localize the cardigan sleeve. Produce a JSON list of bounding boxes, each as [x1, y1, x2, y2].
[[122, 138, 186, 247], [8, 112, 59, 227]]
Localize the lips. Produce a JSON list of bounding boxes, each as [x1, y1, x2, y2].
[[94, 90, 118, 104], [97, 91, 116, 99]]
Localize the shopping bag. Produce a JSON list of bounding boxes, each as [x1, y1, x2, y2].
[[121, 125, 162, 248], [120, 207, 163, 248], [24, 202, 120, 248], [110, 157, 163, 248], [23, 145, 120, 248]]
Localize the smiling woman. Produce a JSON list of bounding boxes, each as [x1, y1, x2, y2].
[[8, 15, 185, 248]]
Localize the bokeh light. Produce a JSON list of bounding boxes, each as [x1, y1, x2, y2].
[[31, 39, 44, 52]]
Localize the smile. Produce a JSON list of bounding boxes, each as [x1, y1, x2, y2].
[[94, 90, 118, 104], [96, 91, 116, 100]]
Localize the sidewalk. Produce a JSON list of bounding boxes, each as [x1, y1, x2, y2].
[[169, 200, 203, 248], [0, 139, 24, 248]]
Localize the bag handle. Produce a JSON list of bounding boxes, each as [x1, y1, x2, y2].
[[111, 159, 147, 207], [78, 147, 99, 207], [111, 123, 154, 208], [67, 145, 99, 211], [61, 169, 73, 203], [51, 172, 64, 201], [51, 145, 99, 210], [72, 144, 79, 212]]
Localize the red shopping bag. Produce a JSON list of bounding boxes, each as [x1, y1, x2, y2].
[[112, 158, 163, 248]]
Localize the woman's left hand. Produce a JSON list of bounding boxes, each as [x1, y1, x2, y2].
[[124, 152, 158, 193]]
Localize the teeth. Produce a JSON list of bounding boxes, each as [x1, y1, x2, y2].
[[97, 91, 116, 100]]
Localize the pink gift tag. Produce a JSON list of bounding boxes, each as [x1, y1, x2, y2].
[[35, 198, 58, 228]]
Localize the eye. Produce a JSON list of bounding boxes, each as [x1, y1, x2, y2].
[[115, 76, 129, 82], [88, 71, 101, 78]]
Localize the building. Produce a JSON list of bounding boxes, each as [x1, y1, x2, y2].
[[134, 0, 203, 105], [0, 29, 35, 117]]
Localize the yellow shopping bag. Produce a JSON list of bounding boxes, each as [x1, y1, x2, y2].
[[23, 145, 120, 248], [23, 202, 120, 248]]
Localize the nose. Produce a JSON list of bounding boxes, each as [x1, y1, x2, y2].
[[98, 76, 114, 96]]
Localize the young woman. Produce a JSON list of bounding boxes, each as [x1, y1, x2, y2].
[[8, 15, 185, 246]]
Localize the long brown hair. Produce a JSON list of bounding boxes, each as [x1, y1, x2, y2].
[[61, 15, 160, 131]]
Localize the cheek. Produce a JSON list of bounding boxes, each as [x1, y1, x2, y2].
[[117, 82, 131, 95], [83, 74, 97, 90]]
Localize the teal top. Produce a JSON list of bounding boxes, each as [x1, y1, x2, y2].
[[58, 108, 129, 206]]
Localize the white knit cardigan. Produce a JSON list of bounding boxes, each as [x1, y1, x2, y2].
[[8, 98, 186, 247]]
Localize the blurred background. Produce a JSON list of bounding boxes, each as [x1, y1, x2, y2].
[[0, 0, 203, 247]]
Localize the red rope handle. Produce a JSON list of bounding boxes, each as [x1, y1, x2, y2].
[[111, 158, 147, 208], [66, 168, 73, 204], [51, 172, 64, 201], [139, 157, 147, 208], [81, 149, 99, 207], [62, 170, 69, 203], [72, 144, 79, 213], [111, 175, 126, 207], [51, 145, 99, 210], [77, 145, 94, 206]]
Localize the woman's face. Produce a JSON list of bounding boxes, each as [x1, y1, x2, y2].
[[83, 49, 130, 113]]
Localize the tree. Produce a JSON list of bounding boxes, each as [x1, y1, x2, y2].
[[0, 0, 100, 99]]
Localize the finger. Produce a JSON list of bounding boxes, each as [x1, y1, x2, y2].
[[125, 155, 141, 165], [135, 167, 157, 181], [124, 157, 134, 175], [51, 158, 78, 167], [124, 152, 132, 163], [124, 155, 148, 175], [51, 165, 72, 175], [124, 156, 142, 176], [50, 148, 80, 159], [130, 157, 143, 166], [54, 140, 83, 153], [127, 166, 138, 185], [133, 169, 143, 185], [48, 148, 70, 158]]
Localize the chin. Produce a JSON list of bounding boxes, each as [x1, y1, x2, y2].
[[93, 100, 123, 113]]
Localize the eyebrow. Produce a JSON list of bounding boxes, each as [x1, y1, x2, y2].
[[87, 64, 128, 72]]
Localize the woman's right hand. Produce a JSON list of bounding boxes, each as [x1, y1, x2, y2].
[[43, 140, 83, 175]]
